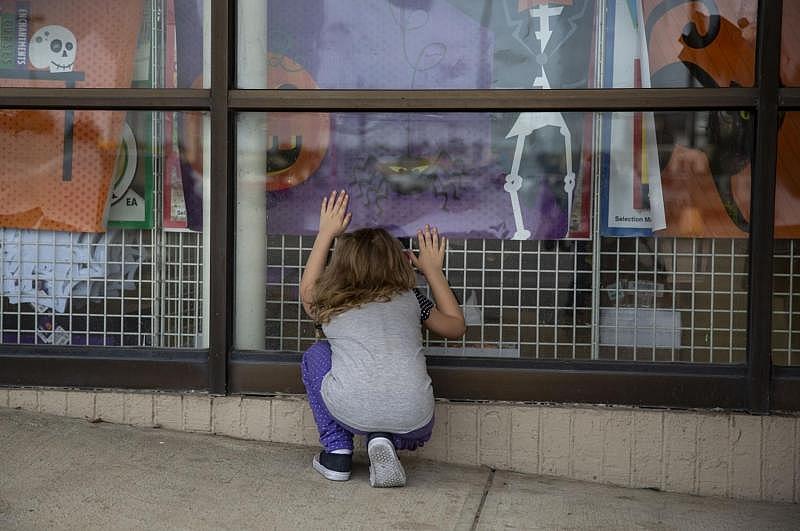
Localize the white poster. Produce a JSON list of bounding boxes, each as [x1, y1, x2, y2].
[[601, 0, 666, 236]]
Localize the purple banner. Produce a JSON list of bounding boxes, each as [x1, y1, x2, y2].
[[175, 0, 598, 239], [265, 112, 569, 239]]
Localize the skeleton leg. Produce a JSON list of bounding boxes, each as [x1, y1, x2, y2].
[[560, 124, 575, 228], [506, 134, 531, 240]]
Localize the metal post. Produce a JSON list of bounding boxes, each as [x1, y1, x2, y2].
[[208, 0, 234, 394], [746, 0, 782, 412], [201, 0, 211, 349]]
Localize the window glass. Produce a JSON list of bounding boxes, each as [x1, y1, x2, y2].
[[772, 111, 800, 366], [236, 0, 757, 90], [771, 0, 800, 364], [0, 109, 209, 347], [235, 109, 756, 363], [781, 1, 800, 86], [0, 0, 208, 89]]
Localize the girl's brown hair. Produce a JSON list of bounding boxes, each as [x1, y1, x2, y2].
[[311, 228, 415, 324]]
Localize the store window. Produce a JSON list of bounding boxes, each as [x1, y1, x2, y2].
[[236, 0, 758, 91], [0, 0, 207, 90], [0, 0, 792, 403], [231, 0, 767, 366], [235, 109, 754, 363]]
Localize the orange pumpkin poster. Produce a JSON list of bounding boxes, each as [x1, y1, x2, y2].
[[264, 54, 329, 192], [0, 0, 144, 232]]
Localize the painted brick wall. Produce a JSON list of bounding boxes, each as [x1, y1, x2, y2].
[[2, 387, 797, 503]]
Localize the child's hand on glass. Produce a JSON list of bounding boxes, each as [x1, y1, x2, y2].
[[318, 190, 352, 239], [409, 224, 446, 277]]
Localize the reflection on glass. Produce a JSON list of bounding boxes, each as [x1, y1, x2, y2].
[[236, 110, 757, 362], [0, 0, 207, 89], [647, 111, 754, 238], [0, 110, 209, 347], [236, 0, 757, 90], [776, 112, 800, 238], [781, 1, 800, 87]]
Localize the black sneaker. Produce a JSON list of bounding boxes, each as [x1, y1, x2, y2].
[[367, 434, 406, 488], [312, 451, 352, 481]]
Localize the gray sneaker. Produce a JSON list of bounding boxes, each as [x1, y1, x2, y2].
[[367, 436, 406, 488]]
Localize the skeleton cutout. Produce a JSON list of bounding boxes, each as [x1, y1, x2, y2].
[[29, 25, 77, 73], [503, 5, 574, 240]]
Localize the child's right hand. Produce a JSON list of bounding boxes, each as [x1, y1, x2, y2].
[[409, 224, 446, 277], [410, 225, 466, 339], [318, 190, 352, 239]]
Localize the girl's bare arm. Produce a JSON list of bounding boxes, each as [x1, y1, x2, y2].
[[299, 190, 351, 317], [409, 225, 466, 339]]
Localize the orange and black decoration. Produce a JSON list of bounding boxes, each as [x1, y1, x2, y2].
[[265, 53, 330, 192], [0, 0, 144, 233], [643, 0, 800, 238]]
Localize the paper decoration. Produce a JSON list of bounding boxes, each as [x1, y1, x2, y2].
[[0, 0, 144, 232]]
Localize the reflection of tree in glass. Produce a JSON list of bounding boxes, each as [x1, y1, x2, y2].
[[348, 155, 391, 218], [704, 109, 753, 231], [266, 28, 306, 73], [349, 150, 462, 215], [387, 1, 446, 89]]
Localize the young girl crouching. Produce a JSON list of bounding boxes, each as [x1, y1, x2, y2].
[[299, 190, 466, 487]]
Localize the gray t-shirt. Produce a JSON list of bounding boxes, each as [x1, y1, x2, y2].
[[320, 289, 434, 433]]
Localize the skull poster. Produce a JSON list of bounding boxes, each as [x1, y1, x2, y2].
[[0, 0, 144, 232]]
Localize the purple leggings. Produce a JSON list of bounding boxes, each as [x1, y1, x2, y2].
[[300, 340, 434, 453]]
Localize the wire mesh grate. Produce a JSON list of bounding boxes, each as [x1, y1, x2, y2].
[[160, 230, 204, 348], [264, 232, 755, 363], [266, 234, 591, 360], [598, 237, 749, 363], [773, 239, 800, 366], [0, 228, 156, 347]]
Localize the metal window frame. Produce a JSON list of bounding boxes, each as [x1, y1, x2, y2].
[[0, 0, 797, 411], [746, 0, 783, 412]]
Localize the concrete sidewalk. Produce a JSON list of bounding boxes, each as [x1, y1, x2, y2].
[[0, 408, 797, 530]]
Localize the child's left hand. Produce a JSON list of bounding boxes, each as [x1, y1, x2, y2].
[[318, 190, 352, 239]]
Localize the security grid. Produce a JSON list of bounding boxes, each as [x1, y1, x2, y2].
[[263, 232, 795, 364]]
